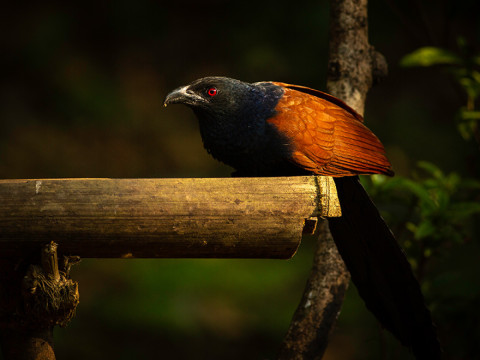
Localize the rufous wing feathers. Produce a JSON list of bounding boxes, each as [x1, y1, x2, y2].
[[268, 82, 393, 177]]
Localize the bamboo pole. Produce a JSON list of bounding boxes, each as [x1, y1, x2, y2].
[[0, 176, 340, 259]]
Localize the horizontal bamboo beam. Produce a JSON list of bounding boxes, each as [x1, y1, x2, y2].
[[0, 176, 341, 259]]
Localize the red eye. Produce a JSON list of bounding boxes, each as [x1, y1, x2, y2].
[[207, 87, 217, 97]]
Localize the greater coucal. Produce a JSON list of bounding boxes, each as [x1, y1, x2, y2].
[[164, 76, 441, 359]]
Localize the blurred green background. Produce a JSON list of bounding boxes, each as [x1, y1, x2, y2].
[[1, 1, 480, 359]]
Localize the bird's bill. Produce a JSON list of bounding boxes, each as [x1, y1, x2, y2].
[[163, 85, 204, 107]]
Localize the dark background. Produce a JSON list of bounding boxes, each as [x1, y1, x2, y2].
[[1, 1, 479, 359]]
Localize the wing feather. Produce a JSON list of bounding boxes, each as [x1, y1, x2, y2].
[[268, 83, 393, 177]]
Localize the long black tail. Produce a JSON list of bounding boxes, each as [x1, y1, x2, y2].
[[328, 177, 441, 359]]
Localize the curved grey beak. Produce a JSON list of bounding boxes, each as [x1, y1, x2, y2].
[[163, 85, 204, 107]]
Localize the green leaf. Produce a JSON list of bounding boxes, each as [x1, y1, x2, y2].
[[396, 178, 437, 210], [417, 161, 443, 179], [459, 77, 480, 99], [436, 189, 450, 210], [406, 222, 417, 234], [458, 109, 480, 120], [370, 174, 389, 186], [415, 220, 436, 239], [457, 109, 480, 140], [400, 47, 462, 67], [445, 172, 461, 190], [458, 121, 473, 140], [471, 71, 480, 84]]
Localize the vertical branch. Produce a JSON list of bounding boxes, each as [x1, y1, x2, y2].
[[278, 0, 387, 359], [327, 0, 387, 114], [277, 222, 349, 360]]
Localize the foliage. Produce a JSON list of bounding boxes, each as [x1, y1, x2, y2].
[[364, 162, 480, 274], [362, 162, 480, 356], [400, 46, 463, 67], [391, 29, 480, 359], [401, 39, 480, 142]]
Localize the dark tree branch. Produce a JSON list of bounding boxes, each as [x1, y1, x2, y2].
[[327, 0, 388, 114], [278, 0, 388, 358], [277, 222, 349, 360]]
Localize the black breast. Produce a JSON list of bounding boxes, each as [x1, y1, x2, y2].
[[195, 82, 299, 175]]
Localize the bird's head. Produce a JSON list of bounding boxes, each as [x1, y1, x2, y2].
[[163, 76, 283, 123], [164, 77, 246, 116]]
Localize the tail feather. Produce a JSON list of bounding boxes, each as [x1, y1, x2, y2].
[[328, 177, 441, 359]]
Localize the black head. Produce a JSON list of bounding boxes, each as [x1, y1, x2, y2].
[[164, 77, 245, 105], [164, 76, 284, 139], [164, 77, 268, 120]]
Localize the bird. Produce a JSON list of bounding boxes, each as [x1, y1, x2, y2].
[[164, 76, 441, 359]]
